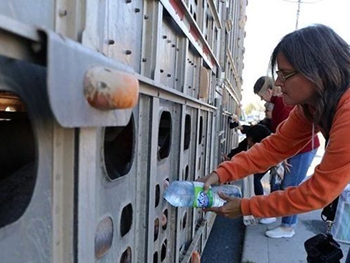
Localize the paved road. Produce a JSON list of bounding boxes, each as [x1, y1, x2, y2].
[[201, 216, 245, 263]]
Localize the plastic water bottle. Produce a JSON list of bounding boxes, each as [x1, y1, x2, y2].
[[163, 181, 242, 208]]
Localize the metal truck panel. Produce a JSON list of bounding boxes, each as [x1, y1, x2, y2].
[[0, 1, 249, 262]]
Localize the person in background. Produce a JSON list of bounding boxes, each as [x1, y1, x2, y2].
[[253, 76, 293, 134], [200, 23, 350, 258], [256, 102, 286, 195], [227, 124, 272, 197], [226, 115, 285, 226], [246, 75, 320, 236], [258, 102, 274, 132]]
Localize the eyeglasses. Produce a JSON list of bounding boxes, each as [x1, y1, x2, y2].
[[276, 70, 298, 82]]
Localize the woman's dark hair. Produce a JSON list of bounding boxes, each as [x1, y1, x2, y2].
[[270, 24, 350, 136], [246, 124, 271, 144]]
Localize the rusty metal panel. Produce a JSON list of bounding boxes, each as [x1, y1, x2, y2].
[[184, 47, 201, 99], [0, 1, 248, 263], [156, 13, 186, 92], [82, 0, 144, 73], [149, 98, 183, 263]]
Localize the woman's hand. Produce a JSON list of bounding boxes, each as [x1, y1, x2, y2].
[[221, 153, 230, 162], [204, 192, 243, 218], [196, 172, 220, 191]]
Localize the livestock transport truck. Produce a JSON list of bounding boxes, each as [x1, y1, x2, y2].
[[0, 0, 248, 262]]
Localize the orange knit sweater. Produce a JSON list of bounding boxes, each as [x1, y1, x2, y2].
[[215, 89, 350, 218]]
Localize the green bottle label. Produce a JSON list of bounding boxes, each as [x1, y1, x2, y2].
[[193, 182, 213, 208]]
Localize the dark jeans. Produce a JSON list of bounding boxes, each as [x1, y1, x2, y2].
[[253, 170, 270, 196]]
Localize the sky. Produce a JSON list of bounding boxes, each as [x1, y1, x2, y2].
[[241, 0, 350, 107]]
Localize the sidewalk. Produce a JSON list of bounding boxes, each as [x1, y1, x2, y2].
[[242, 140, 350, 263], [242, 209, 349, 263]]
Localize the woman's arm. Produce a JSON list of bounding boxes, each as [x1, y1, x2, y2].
[[216, 106, 316, 183]]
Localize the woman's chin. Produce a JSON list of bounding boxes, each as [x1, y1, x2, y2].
[[282, 95, 296, 106]]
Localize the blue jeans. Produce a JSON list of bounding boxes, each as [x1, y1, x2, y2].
[[281, 148, 318, 227]]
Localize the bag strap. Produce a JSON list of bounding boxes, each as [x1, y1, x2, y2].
[[320, 137, 339, 233], [321, 196, 339, 222]]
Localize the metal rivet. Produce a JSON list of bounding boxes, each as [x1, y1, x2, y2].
[[108, 39, 115, 45], [135, 8, 140, 13], [58, 9, 67, 17], [125, 50, 132, 55]]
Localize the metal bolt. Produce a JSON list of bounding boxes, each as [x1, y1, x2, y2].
[[58, 9, 67, 17]]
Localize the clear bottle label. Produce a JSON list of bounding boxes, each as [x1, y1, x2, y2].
[[193, 182, 213, 208]]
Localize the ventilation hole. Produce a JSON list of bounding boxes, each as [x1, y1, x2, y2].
[[163, 178, 170, 189], [182, 212, 187, 229], [153, 251, 158, 263], [199, 116, 203, 144], [161, 209, 168, 230], [104, 115, 135, 180], [184, 165, 189, 181], [184, 114, 191, 150], [120, 247, 132, 263], [0, 91, 37, 228], [161, 239, 167, 261], [155, 184, 160, 207], [154, 217, 159, 241], [95, 216, 114, 259], [198, 157, 201, 171], [158, 111, 172, 160], [120, 204, 133, 237]]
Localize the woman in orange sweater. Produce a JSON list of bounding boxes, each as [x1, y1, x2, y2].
[[201, 24, 350, 261]]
